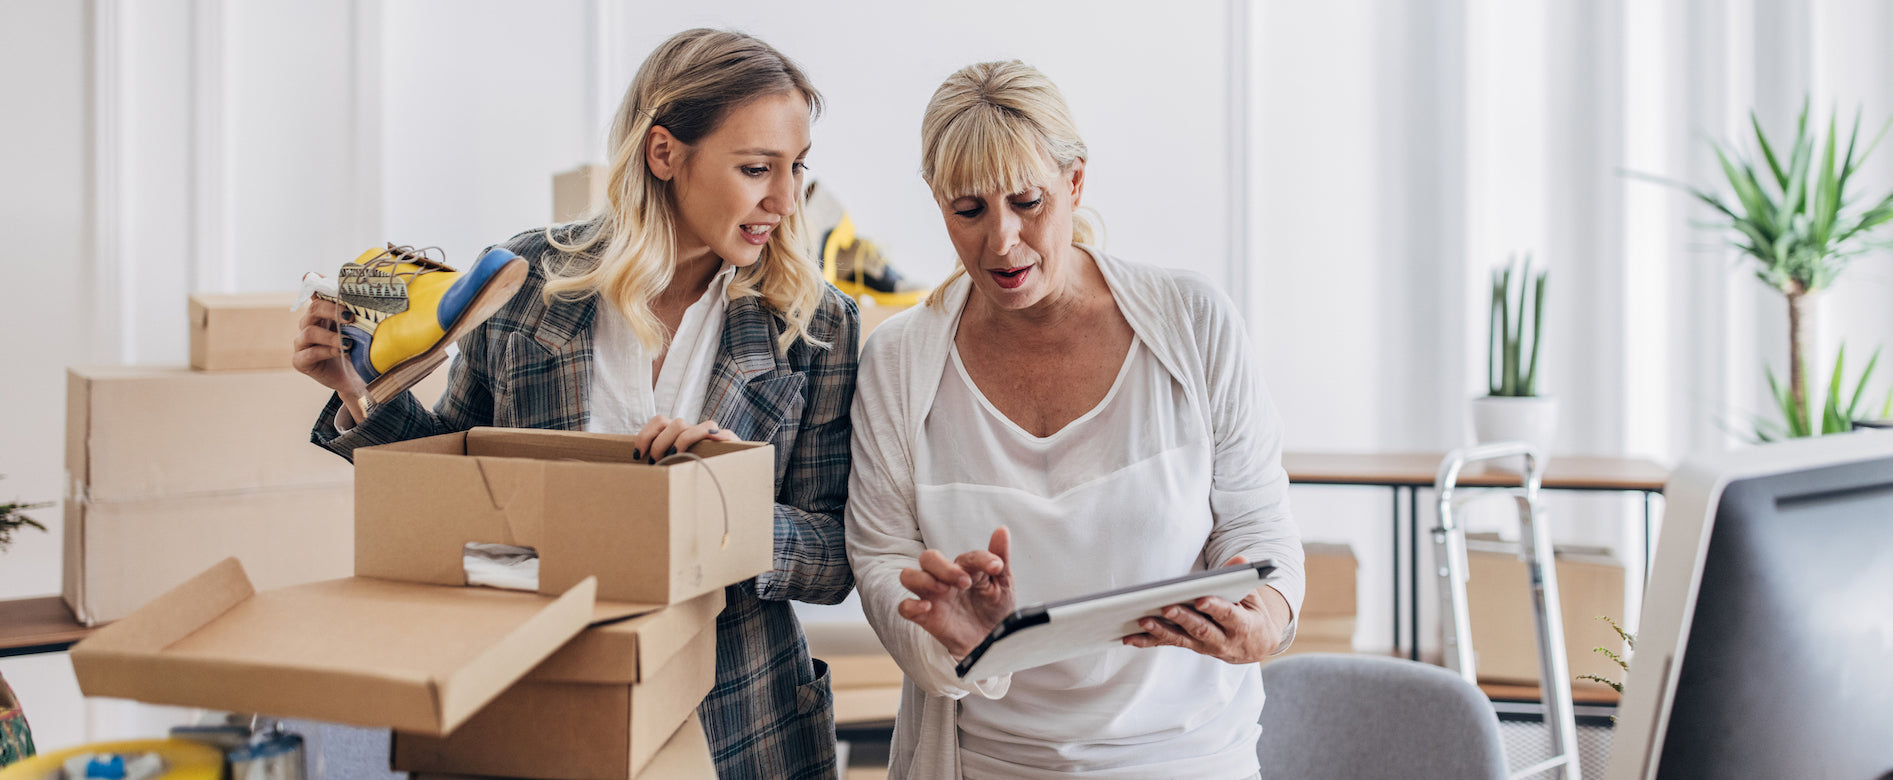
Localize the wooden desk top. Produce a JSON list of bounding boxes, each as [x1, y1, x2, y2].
[[0, 597, 93, 654], [1284, 452, 1669, 492]]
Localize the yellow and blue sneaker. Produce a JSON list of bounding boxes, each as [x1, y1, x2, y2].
[[803, 180, 929, 307], [322, 244, 527, 405]]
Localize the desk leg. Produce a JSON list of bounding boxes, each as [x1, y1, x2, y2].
[[1408, 485, 1420, 662], [1390, 488, 1402, 660], [1644, 491, 1654, 583]]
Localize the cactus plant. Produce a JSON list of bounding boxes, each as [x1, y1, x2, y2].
[[1488, 253, 1547, 397]]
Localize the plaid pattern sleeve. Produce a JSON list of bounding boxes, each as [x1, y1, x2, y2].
[[753, 287, 859, 605]]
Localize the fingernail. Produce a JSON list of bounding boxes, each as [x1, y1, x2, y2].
[[666, 446, 677, 457], [632, 449, 641, 460], [1165, 608, 1180, 619]]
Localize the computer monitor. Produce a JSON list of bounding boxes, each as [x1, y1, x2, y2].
[[1608, 432, 1893, 779]]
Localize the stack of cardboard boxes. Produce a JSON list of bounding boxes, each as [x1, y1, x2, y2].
[[62, 293, 451, 626], [72, 427, 773, 777]]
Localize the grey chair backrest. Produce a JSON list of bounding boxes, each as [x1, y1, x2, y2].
[[1258, 652, 1507, 780]]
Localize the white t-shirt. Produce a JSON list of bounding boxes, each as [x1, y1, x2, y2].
[[914, 336, 1264, 779], [584, 263, 735, 433]]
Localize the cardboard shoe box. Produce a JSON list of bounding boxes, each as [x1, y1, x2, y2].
[[189, 292, 303, 371], [394, 592, 723, 780], [353, 428, 774, 605]]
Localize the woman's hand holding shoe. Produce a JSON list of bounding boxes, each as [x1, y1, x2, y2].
[[898, 527, 1016, 659], [1121, 555, 1293, 664]]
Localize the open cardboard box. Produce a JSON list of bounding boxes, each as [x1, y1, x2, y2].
[[353, 428, 775, 605], [70, 426, 767, 738], [394, 596, 721, 780]]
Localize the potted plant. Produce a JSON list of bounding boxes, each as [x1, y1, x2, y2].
[[1471, 253, 1556, 460], [0, 477, 47, 768], [1654, 99, 1893, 437]]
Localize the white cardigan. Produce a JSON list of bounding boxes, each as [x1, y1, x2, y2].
[[844, 247, 1307, 779]]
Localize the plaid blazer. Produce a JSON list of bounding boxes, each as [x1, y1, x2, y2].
[[311, 227, 857, 779]]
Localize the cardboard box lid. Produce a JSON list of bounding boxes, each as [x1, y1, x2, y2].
[[529, 588, 726, 684], [353, 428, 772, 602], [69, 558, 636, 736]]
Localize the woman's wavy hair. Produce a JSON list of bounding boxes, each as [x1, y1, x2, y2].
[[545, 28, 828, 351], [919, 60, 1103, 307]]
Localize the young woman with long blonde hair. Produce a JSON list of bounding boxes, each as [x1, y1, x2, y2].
[[296, 28, 856, 778]]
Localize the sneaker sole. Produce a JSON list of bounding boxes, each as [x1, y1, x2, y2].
[[362, 257, 529, 406]]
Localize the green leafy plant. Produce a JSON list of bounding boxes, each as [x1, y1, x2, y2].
[[1752, 343, 1893, 441], [1488, 253, 1547, 397], [0, 477, 49, 554], [1578, 615, 1637, 724], [1637, 98, 1893, 427]]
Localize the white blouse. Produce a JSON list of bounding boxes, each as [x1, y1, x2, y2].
[[916, 336, 1261, 779], [845, 246, 1306, 780], [584, 263, 735, 433]]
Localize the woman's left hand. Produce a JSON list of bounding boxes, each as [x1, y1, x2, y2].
[[634, 415, 741, 464], [1121, 555, 1293, 664]]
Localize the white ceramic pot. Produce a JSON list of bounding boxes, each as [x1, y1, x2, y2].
[[1470, 395, 1559, 466]]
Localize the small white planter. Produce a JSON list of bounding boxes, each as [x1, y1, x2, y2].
[[1470, 395, 1559, 467]]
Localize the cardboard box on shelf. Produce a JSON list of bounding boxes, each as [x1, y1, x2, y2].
[[353, 428, 774, 605], [62, 483, 353, 626], [189, 293, 302, 371], [395, 620, 718, 780], [553, 164, 608, 223], [1301, 542, 1358, 619], [1466, 543, 1627, 687], [856, 301, 912, 345], [407, 713, 718, 780], [66, 366, 355, 502], [69, 558, 630, 736]]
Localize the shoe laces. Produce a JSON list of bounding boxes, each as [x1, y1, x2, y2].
[[357, 243, 451, 282]]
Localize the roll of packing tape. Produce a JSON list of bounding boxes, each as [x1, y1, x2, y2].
[[0, 739, 222, 780]]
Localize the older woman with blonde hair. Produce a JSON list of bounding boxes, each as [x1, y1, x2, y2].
[[846, 60, 1306, 779], [296, 28, 855, 778]]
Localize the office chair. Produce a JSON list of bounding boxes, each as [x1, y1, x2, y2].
[[1257, 653, 1507, 780]]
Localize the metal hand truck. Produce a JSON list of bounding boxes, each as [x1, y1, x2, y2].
[[1433, 443, 1580, 780]]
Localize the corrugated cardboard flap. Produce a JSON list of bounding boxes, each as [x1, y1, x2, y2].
[[530, 588, 727, 684], [71, 557, 600, 736]]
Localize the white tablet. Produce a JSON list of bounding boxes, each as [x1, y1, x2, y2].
[[955, 560, 1277, 680]]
